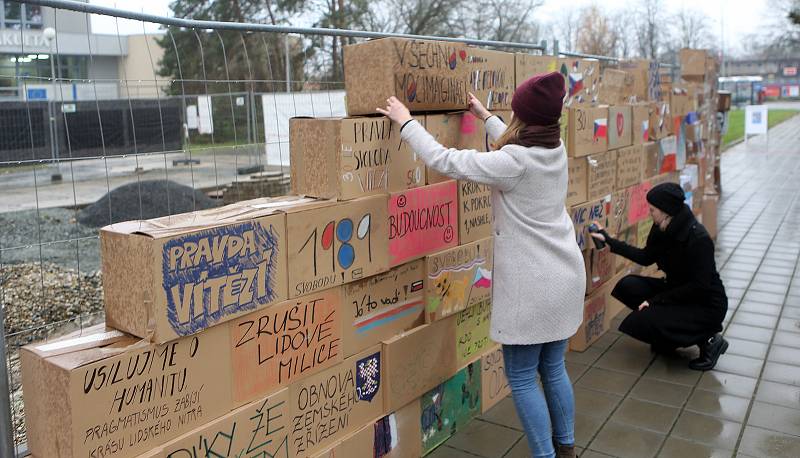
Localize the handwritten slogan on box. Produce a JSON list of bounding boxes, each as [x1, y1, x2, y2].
[[388, 182, 458, 266]]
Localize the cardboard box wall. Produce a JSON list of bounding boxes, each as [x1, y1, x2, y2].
[[570, 270, 629, 351], [288, 345, 385, 456], [559, 58, 600, 106], [570, 197, 610, 251], [680, 48, 708, 77], [649, 102, 671, 140], [383, 316, 457, 412], [21, 324, 233, 458], [597, 68, 635, 105], [480, 345, 511, 413], [388, 180, 459, 267], [289, 116, 425, 200], [456, 301, 493, 366], [568, 104, 609, 157], [421, 359, 482, 455], [459, 180, 493, 245], [99, 201, 290, 343], [620, 59, 660, 102], [616, 145, 644, 190], [608, 181, 652, 235], [466, 47, 515, 111], [632, 103, 650, 145], [586, 150, 617, 201], [425, 237, 493, 323], [341, 259, 426, 358], [643, 141, 660, 179], [607, 105, 633, 150], [567, 157, 589, 207], [515, 54, 558, 86], [584, 247, 616, 296], [343, 38, 469, 115]]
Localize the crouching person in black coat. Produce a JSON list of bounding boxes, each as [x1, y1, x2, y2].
[[591, 182, 729, 371]]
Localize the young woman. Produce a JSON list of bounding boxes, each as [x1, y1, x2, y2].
[[378, 72, 586, 458], [590, 183, 729, 371]]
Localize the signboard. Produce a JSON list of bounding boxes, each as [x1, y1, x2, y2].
[[745, 105, 768, 137], [783, 66, 797, 76]]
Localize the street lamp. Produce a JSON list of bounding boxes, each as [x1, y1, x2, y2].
[[42, 27, 61, 182]]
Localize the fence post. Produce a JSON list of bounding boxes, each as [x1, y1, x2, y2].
[[0, 307, 16, 458], [553, 39, 559, 57], [285, 34, 291, 93]]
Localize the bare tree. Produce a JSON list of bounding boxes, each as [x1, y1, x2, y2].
[[671, 8, 715, 50], [612, 11, 636, 59], [576, 5, 619, 56], [384, 0, 462, 36], [633, 0, 664, 59], [547, 7, 581, 53], [748, 0, 800, 57], [454, 0, 543, 44]]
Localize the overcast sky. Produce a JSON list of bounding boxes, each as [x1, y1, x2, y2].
[[89, 0, 771, 56]]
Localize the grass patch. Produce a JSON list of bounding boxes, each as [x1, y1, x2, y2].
[[722, 109, 798, 147]]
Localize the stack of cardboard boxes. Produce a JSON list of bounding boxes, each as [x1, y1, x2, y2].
[[19, 39, 719, 458]]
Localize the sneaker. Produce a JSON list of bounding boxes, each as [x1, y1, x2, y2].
[[688, 334, 729, 371]]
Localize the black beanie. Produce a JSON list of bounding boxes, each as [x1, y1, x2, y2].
[[646, 182, 686, 216]]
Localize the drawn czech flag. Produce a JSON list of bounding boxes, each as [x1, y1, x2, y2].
[[472, 267, 492, 289], [593, 118, 608, 142]]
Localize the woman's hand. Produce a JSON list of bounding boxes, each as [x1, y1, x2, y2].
[[376, 96, 413, 125], [589, 220, 607, 242], [638, 301, 650, 311], [468, 92, 491, 121]]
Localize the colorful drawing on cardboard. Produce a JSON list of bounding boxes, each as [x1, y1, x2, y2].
[[388, 181, 457, 266], [421, 361, 482, 455], [356, 352, 381, 402], [628, 182, 653, 226], [593, 118, 608, 143], [427, 255, 491, 320]]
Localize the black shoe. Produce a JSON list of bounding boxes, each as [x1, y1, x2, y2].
[[688, 334, 729, 371]]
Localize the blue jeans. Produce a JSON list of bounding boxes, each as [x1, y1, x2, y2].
[[503, 340, 575, 458]]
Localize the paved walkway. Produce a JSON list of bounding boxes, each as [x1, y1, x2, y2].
[[435, 115, 800, 458]]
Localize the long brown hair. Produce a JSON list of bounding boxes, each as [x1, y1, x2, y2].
[[492, 115, 526, 149]]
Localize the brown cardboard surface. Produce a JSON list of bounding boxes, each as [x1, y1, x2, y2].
[[680, 49, 708, 77], [384, 398, 423, 458], [480, 345, 511, 413], [286, 195, 389, 298], [343, 38, 469, 115], [570, 197, 610, 251], [703, 194, 719, 239], [458, 180, 493, 245], [570, 283, 610, 352], [620, 59, 658, 102], [147, 388, 290, 458], [229, 288, 342, 405], [21, 324, 233, 458], [328, 423, 375, 457], [584, 247, 616, 296], [455, 301, 492, 366], [608, 181, 653, 235], [382, 317, 457, 412], [649, 102, 671, 140], [632, 103, 650, 145], [567, 157, 589, 207], [559, 58, 600, 107], [587, 150, 617, 201], [643, 141, 660, 179], [341, 260, 426, 358], [616, 145, 644, 189], [515, 54, 558, 85], [670, 89, 690, 119], [568, 104, 609, 157], [288, 344, 385, 456], [607, 105, 633, 150], [597, 68, 635, 105], [424, 237, 493, 322], [465, 47, 515, 111], [100, 202, 289, 343]]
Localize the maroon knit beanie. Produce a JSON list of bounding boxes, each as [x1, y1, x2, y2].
[[511, 72, 566, 126]]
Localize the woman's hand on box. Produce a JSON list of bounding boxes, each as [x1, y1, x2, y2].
[[377, 96, 413, 125], [468, 92, 491, 121]]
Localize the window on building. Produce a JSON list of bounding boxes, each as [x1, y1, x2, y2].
[[2, 2, 43, 29], [0, 53, 89, 98]]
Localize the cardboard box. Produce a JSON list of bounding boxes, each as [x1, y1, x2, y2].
[[21, 324, 233, 458], [343, 38, 469, 115], [388, 181, 459, 266], [459, 180, 493, 244], [559, 58, 600, 106], [286, 195, 389, 298], [570, 197, 610, 251], [642, 141, 660, 179], [607, 105, 633, 150], [616, 145, 644, 189], [515, 54, 558, 85], [567, 157, 589, 206], [597, 68, 635, 105], [456, 301, 493, 366], [289, 116, 425, 200], [638, 217, 654, 248], [425, 237, 493, 322], [632, 103, 650, 145], [466, 47, 515, 111], [421, 359, 482, 455], [620, 59, 660, 102], [322, 400, 423, 458], [608, 181, 653, 235], [567, 104, 609, 157], [100, 203, 289, 343], [680, 48, 708, 77], [649, 102, 670, 140], [587, 150, 617, 201], [229, 288, 342, 405], [584, 247, 616, 296], [288, 345, 385, 456], [670, 89, 691, 119], [145, 388, 290, 458], [658, 136, 678, 174], [341, 260, 426, 358], [383, 317, 457, 412], [570, 285, 610, 352], [480, 345, 511, 413], [703, 194, 719, 240]]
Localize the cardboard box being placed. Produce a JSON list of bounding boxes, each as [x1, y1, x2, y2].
[[568, 104, 609, 157], [459, 180, 493, 244], [632, 103, 650, 145], [388, 181, 458, 266], [383, 317, 457, 412], [567, 157, 589, 206], [616, 145, 644, 190], [288, 345, 385, 456], [584, 247, 616, 296], [20, 324, 233, 458], [570, 197, 610, 251], [343, 38, 469, 115], [286, 195, 389, 298], [341, 260, 426, 358], [421, 359, 481, 455], [466, 47, 515, 111], [480, 345, 511, 413], [289, 116, 425, 200], [100, 202, 289, 343], [607, 105, 633, 150], [587, 150, 617, 201], [515, 54, 558, 85], [425, 237, 493, 322], [144, 388, 290, 458], [229, 288, 342, 405], [559, 58, 600, 106]]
